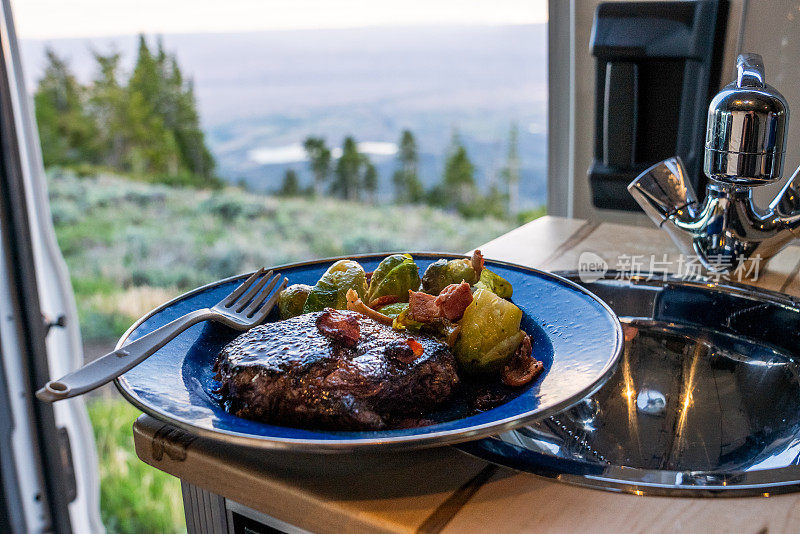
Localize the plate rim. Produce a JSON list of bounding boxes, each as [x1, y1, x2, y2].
[[114, 252, 624, 452]]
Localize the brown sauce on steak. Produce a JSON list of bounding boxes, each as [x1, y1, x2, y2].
[[214, 311, 460, 430]]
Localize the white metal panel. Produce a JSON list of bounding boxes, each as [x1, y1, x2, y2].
[[0, 0, 103, 531], [0, 227, 46, 533]]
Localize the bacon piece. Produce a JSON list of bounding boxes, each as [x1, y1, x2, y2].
[[346, 289, 394, 325], [501, 334, 543, 387], [368, 294, 399, 309], [471, 249, 485, 276], [405, 338, 424, 357], [316, 308, 360, 348], [434, 282, 473, 321], [408, 289, 441, 322], [409, 283, 473, 323]]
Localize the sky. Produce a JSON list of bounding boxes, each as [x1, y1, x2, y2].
[[13, 0, 548, 40]]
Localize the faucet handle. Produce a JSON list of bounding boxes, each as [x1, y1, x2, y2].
[[628, 157, 698, 224], [770, 164, 800, 216], [704, 52, 789, 185]]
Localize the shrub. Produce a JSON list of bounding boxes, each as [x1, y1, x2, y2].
[[49, 172, 517, 342]]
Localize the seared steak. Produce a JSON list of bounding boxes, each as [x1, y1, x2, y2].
[[214, 310, 459, 430]]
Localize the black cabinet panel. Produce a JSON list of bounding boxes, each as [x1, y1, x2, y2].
[[588, 1, 728, 211]]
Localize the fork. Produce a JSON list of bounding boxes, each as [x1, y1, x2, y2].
[[36, 269, 287, 403]]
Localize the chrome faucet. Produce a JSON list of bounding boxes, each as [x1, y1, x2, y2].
[[629, 53, 800, 273]]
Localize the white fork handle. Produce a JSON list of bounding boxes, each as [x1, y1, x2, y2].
[[36, 308, 212, 402]]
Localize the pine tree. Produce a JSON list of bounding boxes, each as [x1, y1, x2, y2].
[[128, 36, 162, 103], [332, 136, 363, 201], [363, 160, 378, 203], [34, 48, 98, 166], [126, 35, 180, 176], [483, 174, 508, 219], [441, 133, 477, 215], [34, 34, 217, 187], [392, 130, 424, 203], [278, 169, 301, 196], [88, 50, 130, 170], [123, 35, 216, 182], [303, 137, 331, 196], [157, 46, 216, 182]]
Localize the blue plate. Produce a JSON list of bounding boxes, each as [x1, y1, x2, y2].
[[115, 253, 623, 452]]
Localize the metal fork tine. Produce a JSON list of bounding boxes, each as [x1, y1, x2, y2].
[[248, 277, 288, 321], [221, 268, 265, 307], [242, 275, 285, 317], [232, 269, 274, 312]]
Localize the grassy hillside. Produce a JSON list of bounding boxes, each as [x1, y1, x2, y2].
[[48, 170, 516, 342]]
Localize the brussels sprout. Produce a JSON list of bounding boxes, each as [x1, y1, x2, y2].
[[392, 307, 423, 332], [377, 302, 409, 320], [420, 259, 449, 294], [278, 283, 312, 319], [455, 288, 525, 373], [448, 259, 479, 285], [474, 268, 513, 299], [303, 260, 368, 313], [421, 258, 478, 295], [367, 254, 420, 303]]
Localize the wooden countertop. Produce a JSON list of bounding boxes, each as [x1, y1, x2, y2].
[[132, 216, 800, 533]]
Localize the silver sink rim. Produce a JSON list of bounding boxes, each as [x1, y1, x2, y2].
[[458, 271, 800, 497]]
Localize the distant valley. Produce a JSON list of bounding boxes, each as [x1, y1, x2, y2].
[[21, 24, 548, 207]]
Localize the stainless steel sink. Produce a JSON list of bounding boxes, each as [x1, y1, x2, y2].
[[459, 272, 800, 496]]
